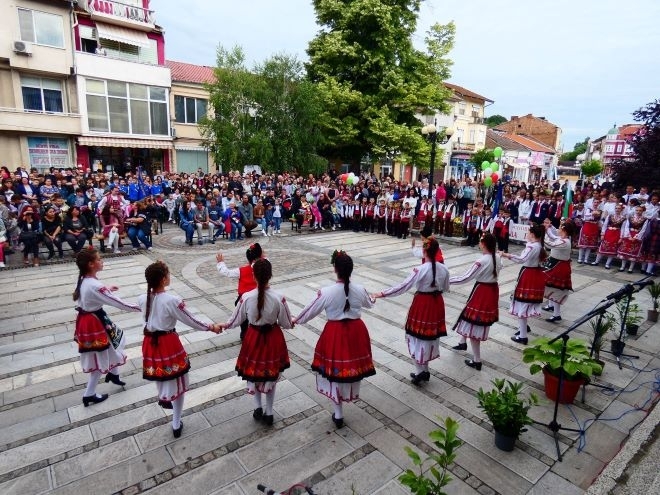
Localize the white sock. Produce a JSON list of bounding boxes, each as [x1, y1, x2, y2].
[[254, 391, 262, 409], [415, 362, 425, 374], [333, 402, 343, 420], [620, 260, 627, 270], [553, 301, 561, 317], [594, 254, 602, 264], [629, 262, 636, 271], [584, 249, 591, 261], [470, 339, 481, 362], [172, 395, 184, 429], [458, 336, 467, 344], [264, 387, 276, 415], [647, 262, 655, 274], [606, 256, 613, 268], [421, 363, 429, 372], [518, 318, 528, 338], [578, 248, 585, 261], [84, 370, 102, 397]]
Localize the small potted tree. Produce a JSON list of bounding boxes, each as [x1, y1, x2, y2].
[[589, 314, 615, 375], [477, 379, 538, 452], [646, 283, 660, 322], [522, 337, 603, 404], [613, 298, 643, 336]]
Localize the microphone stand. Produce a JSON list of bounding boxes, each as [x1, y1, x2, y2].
[[533, 298, 617, 461]]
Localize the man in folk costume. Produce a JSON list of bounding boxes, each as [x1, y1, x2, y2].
[[375, 199, 387, 234], [466, 207, 484, 248], [352, 198, 362, 232], [399, 202, 412, 239], [443, 197, 457, 237], [434, 198, 445, 235], [342, 199, 354, 231], [365, 197, 376, 233], [387, 201, 398, 236], [548, 192, 564, 228], [462, 202, 474, 238], [493, 208, 512, 253], [529, 192, 549, 225]]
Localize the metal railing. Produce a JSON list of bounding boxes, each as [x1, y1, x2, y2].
[[85, 0, 155, 24]]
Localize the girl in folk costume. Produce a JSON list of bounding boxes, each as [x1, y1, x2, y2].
[[399, 202, 412, 239], [412, 225, 445, 263], [450, 232, 501, 370], [443, 197, 458, 237], [493, 208, 512, 253], [541, 221, 574, 323], [641, 215, 660, 276], [577, 200, 602, 264], [617, 205, 649, 273], [417, 196, 433, 227], [482, 207, 494, 235], [374, 238, 450, 385], [376, 199, 388, 234], [221, 259, 294, 426], [140, 262, 221, 437], [501, 224, 547, 344], [592, 203, 626, 269], [216, 243, 264, 340], [73, 249, 140, 407], [294, 251, 376, 429]]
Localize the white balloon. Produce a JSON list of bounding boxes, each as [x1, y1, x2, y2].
[[484, 168, 493, 177]]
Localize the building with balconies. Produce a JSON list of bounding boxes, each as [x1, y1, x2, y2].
[[0, 0, 82, 172], [73, 0, 172, 176]]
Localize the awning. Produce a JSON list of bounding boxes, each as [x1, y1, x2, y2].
[[78, 136, 173, 149], [96, 23, 149, 47], [175, 145, 208, 152]]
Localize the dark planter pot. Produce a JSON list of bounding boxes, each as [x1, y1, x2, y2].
[[611, 339, 626, 355], [542, 368, 585, 404], [494, 430, 517, 452], [626, 324, 639, 336], [593, 359, 605, 376], [648, 310, 659, 323]]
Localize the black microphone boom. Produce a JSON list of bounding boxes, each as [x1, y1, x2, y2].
[[631, 279, 653, 289], [605, 284, 634, 301]]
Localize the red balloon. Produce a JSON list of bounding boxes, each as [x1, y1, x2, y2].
[[340, 173, 348, 182], [491, 173, 499, 182]]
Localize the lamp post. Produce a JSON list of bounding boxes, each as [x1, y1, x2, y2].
[[421, 119, 454, 187]]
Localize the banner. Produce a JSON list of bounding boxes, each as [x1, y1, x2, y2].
[[509, 222, 530, 243]]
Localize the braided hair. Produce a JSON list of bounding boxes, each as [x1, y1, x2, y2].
[[423, 238, 439, 287], [253, 258, 272, 321], [246, 243, 263, 263], [529, 224, 548, 262], [72, 248, 98, 300], [144, 261, 169, 324], [333, 252, 354, 312], [480, 232, 498, 279]]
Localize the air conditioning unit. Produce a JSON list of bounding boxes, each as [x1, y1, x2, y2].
[[170, 127, 177, 138], [13, 40, 32, 55]]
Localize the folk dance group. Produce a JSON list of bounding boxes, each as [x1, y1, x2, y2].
[[72, 221, 574, 434]]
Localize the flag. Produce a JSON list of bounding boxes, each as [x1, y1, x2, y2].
[[491, 182, 504, 217], [136, 166, 150, 200], [563, 180, 573, 219]]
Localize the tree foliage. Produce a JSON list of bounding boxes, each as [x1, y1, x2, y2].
[[201, 46, 325, 174], [560, 137, 589, 162], [612, 100, 660, 191], [485, 115, 507, 128], [306, 0, 455, 167], [470, 148, 495, 168], [580, 159, 603, 178]]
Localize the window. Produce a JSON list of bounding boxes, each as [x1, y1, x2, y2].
[[27, 137, 70, 171], [85, 78, 169, 135], [472, 105, 480, 114], [469, 130, 476, 143], [174, 96, 208, 124], [18, 8, 64, 48], [458, 102, 466, 116], [21, 77, 63, 113]]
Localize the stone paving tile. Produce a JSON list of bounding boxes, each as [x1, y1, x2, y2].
[[528, 471, 585, 495], [312, 451, 401, 494], [551, 448, 605, 490], [0, 467, 51, 495]]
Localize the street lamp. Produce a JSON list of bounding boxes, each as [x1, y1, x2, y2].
[[421, 119, 454, 186]]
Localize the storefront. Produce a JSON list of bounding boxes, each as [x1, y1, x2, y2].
[[76, 137, 172, 176], [27, 137, 73, 172], [174, 146, 210, 174], [447, 153, 475, 180]]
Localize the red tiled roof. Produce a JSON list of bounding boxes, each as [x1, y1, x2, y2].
[[486, 130, 529, 151], [166, 60, 215, 84], [505, 134, 556, 154], [443, 82, 493, 103], [619, 124, 642, 137]]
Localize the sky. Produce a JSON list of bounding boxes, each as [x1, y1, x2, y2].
[[156, 0, 660, 151]]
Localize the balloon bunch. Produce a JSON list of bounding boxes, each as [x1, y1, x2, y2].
[[340, 172, 358, 185], [481, 147, 503, 187]]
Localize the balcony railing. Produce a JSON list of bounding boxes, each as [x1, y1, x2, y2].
[[452, 142, 476, 151], [85, 0, 155, 25]]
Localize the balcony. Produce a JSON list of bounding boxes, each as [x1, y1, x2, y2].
[[0, 107, 82, 135], [83, 0, 155, 30], [473, 117, 484, 124], [452, 142, 476, 152]]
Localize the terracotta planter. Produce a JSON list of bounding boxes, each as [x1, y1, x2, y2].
[[542, 368, 585, 404], [494, 430, 517, 452]]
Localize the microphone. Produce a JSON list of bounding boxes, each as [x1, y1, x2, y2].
[[605, 284, 634, 301], [631, 279, 654, 289]]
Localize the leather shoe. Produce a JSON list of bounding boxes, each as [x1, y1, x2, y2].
[[452, 342, 468, 351], [542, 305, 553, 312], [514, 325, 532, 336], [511, 335, 528, 345], [332, 413, 344, 429], [465, 359, 482, 371], [253, 407, 263, 420], [105, 373, 126, 386], [83, 393, 108, 407], [173, 422, 184, 438], [262, 414, 274, 426], [410, 371, 430, 385], [546, 315, 562, 323], [158, 400, 173, 409]]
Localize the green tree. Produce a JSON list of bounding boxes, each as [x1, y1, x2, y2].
[[306, 0, 455, 168], [485, 115, 507, 128], [560, 137, 589, 162], [201, 46, 325, 174], [581, 159, 603, 178], [470, 148, 495, 168]]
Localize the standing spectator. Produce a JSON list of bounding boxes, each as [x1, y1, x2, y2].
[[295, 251, 376, 428]]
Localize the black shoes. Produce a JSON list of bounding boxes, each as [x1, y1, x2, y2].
[[83, 393, 108, 407], [465, 359, 482, 371], [105, 373, 126, 386], [511, 335, 528, 345], [332, 414, 344, 429], [253, 407, 263, 420], [514, 325, 532, 336], [452, 343, 468, 351], [262, 414, 274, 426], [410, 371, 431, 386], [158, 400, 173, 409], [173, 422, 184, 438], [542, 305, 553, 312], [546, 315, 562, 323]]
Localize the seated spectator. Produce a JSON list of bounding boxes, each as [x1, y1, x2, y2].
[[207, 197, 224, 243], [223, 202, 243, 241], [178, 201, 196, 246], [237, 195, 257, 238], [63, 205, 91, 254], [125, 201, 152, 251], [192, 200, 209, 245], [41, 205, 64, 259], [18, 207, 41, 266]]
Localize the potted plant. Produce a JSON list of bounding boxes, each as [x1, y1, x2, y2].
[[589, 313, 615, 375], [476, 379, 538, 451], [522, 337, 603, 404], [613, 298, 643, 337], [646, 283, 660, 322]]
